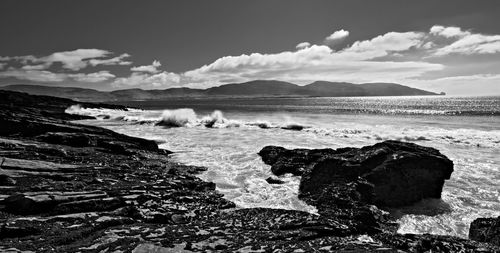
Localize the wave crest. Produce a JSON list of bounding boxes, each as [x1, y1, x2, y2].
[[157, 108, 197, 127]]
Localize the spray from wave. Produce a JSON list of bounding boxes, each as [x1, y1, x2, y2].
[[64, 104, 143, 120], [157, 108, 197, 127], [66, 105, 244, 129], [65, 105, 500, 148]]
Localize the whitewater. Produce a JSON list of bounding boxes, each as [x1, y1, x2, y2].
[[67, 96, 500, 238]]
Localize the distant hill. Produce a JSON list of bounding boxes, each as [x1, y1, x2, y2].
[[206, 80, 304, 96], [0, 84, 115, 101], [359, 83, 437, 96], [1, 80, 441, 102]]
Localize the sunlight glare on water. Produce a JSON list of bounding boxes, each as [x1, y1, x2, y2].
[[74, 96, 500, 238]]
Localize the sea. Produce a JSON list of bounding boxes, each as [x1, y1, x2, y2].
[[68, 95, 500, 238]]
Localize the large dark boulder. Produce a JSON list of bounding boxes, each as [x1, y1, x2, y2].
[[469, 216, 500, 246], [259, 140, 453, 207]]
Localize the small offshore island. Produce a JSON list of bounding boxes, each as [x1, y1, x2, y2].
[[0, 90, 499, 252]]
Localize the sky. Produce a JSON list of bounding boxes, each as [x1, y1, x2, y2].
[[1, 0, 500, 95]]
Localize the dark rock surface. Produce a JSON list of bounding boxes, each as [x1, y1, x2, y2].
[[470, 216, 500, 246], [259, 142, 500, 251], [259, 141, 454, 207], [0, 90, 497, 252], [266, 176, 286, 184]]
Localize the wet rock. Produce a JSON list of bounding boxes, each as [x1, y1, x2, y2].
[[96, 140, 129, 154], [470, 216, 500, 246], [266, 176, 285, 184], [2, 191, 108, 214], [36, 132, 94, 147], [53, 197, 126, 214], [0, 174, 16, 186], [171, 214, 187, 224], [0, 90, 496, 253], [281, 124, 304, 131], [259, 140, 454, 207], [150, 213, 172, 224], [258, 146, 344, 176], [93, 215, 134, 228], [132, 243, 173, 253], [0, 225, 42, 239]]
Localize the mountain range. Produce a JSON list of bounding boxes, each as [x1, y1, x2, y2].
[[0, 80, 442, 102]]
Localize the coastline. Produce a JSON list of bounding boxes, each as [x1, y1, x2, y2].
[[0, 90, 498, 252]]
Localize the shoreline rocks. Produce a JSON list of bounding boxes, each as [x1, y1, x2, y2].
[[259, 141, 500, 251], [470, 216, 500, 246], [0, 90, 498, 252], [259, 141, 454, 207]]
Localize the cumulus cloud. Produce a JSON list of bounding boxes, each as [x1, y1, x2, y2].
[[0, 55, 38, 64], [0, 69, 116, 83], [342, 31, 425, 60], [182, 25, 500, 92], [41, 49, 111, 70], [131, 60, 162, 73], [88, 53, 132, 66], [21, 64, 48, 70], [184, 43, 443, 87], [0, 49, 132, 71], [69, 71, 116, 83], [430, 25, 470, 38], [113, 70, 180, 88], [183, 30, 436, 86], [296, 42, 311, 50], [0, 69, 67, 82], [1, 25, 500, 94], [324, 29, 349, 45], [430, 25, 500, 56]]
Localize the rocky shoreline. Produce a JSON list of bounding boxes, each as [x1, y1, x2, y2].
[[0, 90, 498, 252]]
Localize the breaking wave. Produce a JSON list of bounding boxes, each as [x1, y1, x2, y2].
[[66, 105, 500, 148], [70, 102, 500, 239], [157, 108, 197, 127], [65, 105, 304, 130]]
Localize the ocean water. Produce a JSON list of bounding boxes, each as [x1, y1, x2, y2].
[[68, 96, 500, 238]]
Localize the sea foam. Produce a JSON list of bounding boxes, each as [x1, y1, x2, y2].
[[73, 105, 500, 238], [66, 105, 500, 148]]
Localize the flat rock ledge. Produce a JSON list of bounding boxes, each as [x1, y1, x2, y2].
[[0, 90, 498, 252]]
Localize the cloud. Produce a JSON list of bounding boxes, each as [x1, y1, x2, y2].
[[1, 25, 499, 94], [0, 55, 38, 64], [184, 43, 443, 87], [342, 31, 425, 60], [430, 25, 470, 38], [430, 26, 500, 56], [88, 53, 132, 66], [0, 49, 132, 71], [113, 70, 180, 88], [21, 64, 48, 70], [41, 49, 111, 70], [324, 29, 349, 45], [0, 69, 67, 82], [182, 26, 499, 90], [130, 60, 162, 73], [296, 42, 311, 50], [0, 69, 116, 83], [69, 71, 116, 83]]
